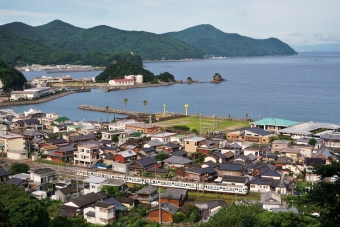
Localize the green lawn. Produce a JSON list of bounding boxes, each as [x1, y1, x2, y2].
[[155, 116, 250, 132], [188, 191, 261, 203]]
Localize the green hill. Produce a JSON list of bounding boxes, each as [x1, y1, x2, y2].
[[95, 62, 174, 83], [0, 27, 81, 65], [166, 24, 297, 57], [0, 60, 27, 92], [1, 20, 205, 61]]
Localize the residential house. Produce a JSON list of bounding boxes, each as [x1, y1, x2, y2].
[[280, 148, 301, 162], [0, 130, 25, 153], [46, 145, 76, 163], [115, 197, 136, 210], [260, 191, 282, 210], [83, 176, 125, 195], [134, 185, 158, 203], [162, 156, 193, 168], [71, 134, 96, 145], [30, 168, 57, 189], [74, 143, 100, 167], [249, 170, 286, 194], [183, 136, 206, 153], [296, 137, 323, 149], [112, 161, 130, 174], [271, 140, 291, 152], [185, 166, 217, 182], [304, 158, 326, 182], [128, 157, 160, 175], [6, 177, 29, 191], [0, 168, 10, 182], [226, 127, 271, 144], [220, 175, 249, 186], [6, 150, 28, 160], [220, 143, 243, 156], [50, 138, 69, 146], [204, 152, 225, 164], [161, 142, 181, 154], [61, 192, 108, 217], [233, 155, 250, 165], [54, 186, 81, 202], [217, 163, 244, 176], [144, 139, 163, 149], [149, 202, 180, 223], [196, 140, 219, 155], [84, 201, 115, 225], [159, 188, 188, 207], [54, 117, 70, 125], [313, 147, 335, 164], [114, 150, 137, 163], [125, 122, 160, 133], [139, 147, 156, 157], [169, 149, 187, 157], [151, 132, 177, 144], [170, 134, 189, 146], [61, 130, 79, 141], [194, 200, 228, 223], [291, 144, 313, 158]]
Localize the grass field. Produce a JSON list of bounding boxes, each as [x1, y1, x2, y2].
[[188, 191, 261, 203], [154, 116, 250, 133]]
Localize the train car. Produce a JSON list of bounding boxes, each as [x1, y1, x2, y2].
[[75, 168, 248, 195]]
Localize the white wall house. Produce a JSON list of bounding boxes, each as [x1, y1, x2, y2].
[[109, 79, 134, 86], [10, 87, 52, 101], [84, 201, 115, 225]]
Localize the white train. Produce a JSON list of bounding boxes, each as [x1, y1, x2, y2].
[[76, 169, 248, 195]]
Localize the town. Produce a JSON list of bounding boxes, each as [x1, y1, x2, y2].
[[0, 103, 338, 226]]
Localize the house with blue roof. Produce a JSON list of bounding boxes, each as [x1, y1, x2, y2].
[[250, 118, 299, 132]]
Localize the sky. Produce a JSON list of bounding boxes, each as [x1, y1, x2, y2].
[[0, 0, 339, 46]]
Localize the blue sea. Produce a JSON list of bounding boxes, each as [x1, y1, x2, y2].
[[13, 51, 340, 125]]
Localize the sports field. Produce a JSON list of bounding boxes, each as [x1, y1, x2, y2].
[[154, 116, 250, 132]]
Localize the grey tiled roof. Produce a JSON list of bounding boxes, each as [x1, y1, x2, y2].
[[136, 185, 157, 195], [160, 188, 187, 200], [221, 175, 248, 184], [94, 201, 112, 208], [32, 168, 55, 175], [136, 157, 157, 167], [163, 156, 192, 165], [85, 211, 95, 217], [218, 163, 243, 171], [170, 150, 187, 156], [6, 177, 25, 186], [0, 168, 10, 177], [150, 202, 180, 214], [207, 200, 227, 209]]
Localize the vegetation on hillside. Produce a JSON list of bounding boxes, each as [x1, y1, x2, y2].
[[95, 62, 175, 83], [167, 24, 297, 57], [80, 52, 143, 66], [0, 27, 81, 66], [1, 20, 205, 61], [0, 60, 27, 92]]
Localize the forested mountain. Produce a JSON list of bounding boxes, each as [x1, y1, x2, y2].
[[95, 62, 174, 83], [0, 27, 81, 65], [1, 20, 205, 61], [80, 52, 143, 66], [0, 60, 27, 92], [166, 24, 297, 57]]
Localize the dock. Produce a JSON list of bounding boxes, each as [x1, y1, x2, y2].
[[78, 105, 144, 116]]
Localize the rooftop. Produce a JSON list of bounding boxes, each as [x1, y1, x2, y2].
[[252, 118, 299, 127]]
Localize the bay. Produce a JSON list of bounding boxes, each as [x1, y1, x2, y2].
[[10, 52, 340, 125]]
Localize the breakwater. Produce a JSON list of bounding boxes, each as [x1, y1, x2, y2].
[[0, 89, 91, 107], [52, 82, 174, 91], [78, 105, 144, 116]]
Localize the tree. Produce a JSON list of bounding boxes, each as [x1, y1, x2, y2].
[[105, 105, 109, 122], [111, 134, 119, 143], [192, 152, 205, 164], [187, 77, 193, 84], [173, 212, 186, 223], [191, 128, 199, 134], [124, 98, 128, 114], [303, 152, 340, 226], [9, 163, 30, 174], [143, 100, 148, 116], [44, 182, 53, 191], [155, 153, 168, 161], [101, 185, 124, 198], [49, 216, 71, 227], [180, 203, 200, 222], [308, 138, 317, 146]]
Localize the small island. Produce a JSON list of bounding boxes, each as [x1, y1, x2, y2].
[[210, 73, 226, 83]]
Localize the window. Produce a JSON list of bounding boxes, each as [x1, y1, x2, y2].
[[186, 141, 189, 144], [91, 185, 96, 189]]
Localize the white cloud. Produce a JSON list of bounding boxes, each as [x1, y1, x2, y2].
[[0, 10, 56, 18]]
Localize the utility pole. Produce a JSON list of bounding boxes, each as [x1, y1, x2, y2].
[[159, 185, 161, 224], [198, 113, 202, 136], [76, 167, 79, 197]]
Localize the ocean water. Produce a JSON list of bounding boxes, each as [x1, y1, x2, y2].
[[12, 52, 340, 124]]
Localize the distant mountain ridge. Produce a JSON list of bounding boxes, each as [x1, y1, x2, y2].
[[291, 44, 340, 52], [166, 24, 297, 57], [0, 20, 297, 64], [1, 20, 204, 61]]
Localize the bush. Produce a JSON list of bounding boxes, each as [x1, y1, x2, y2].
[[173, 212, 187, 223], [9, 162, 30, 174]]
